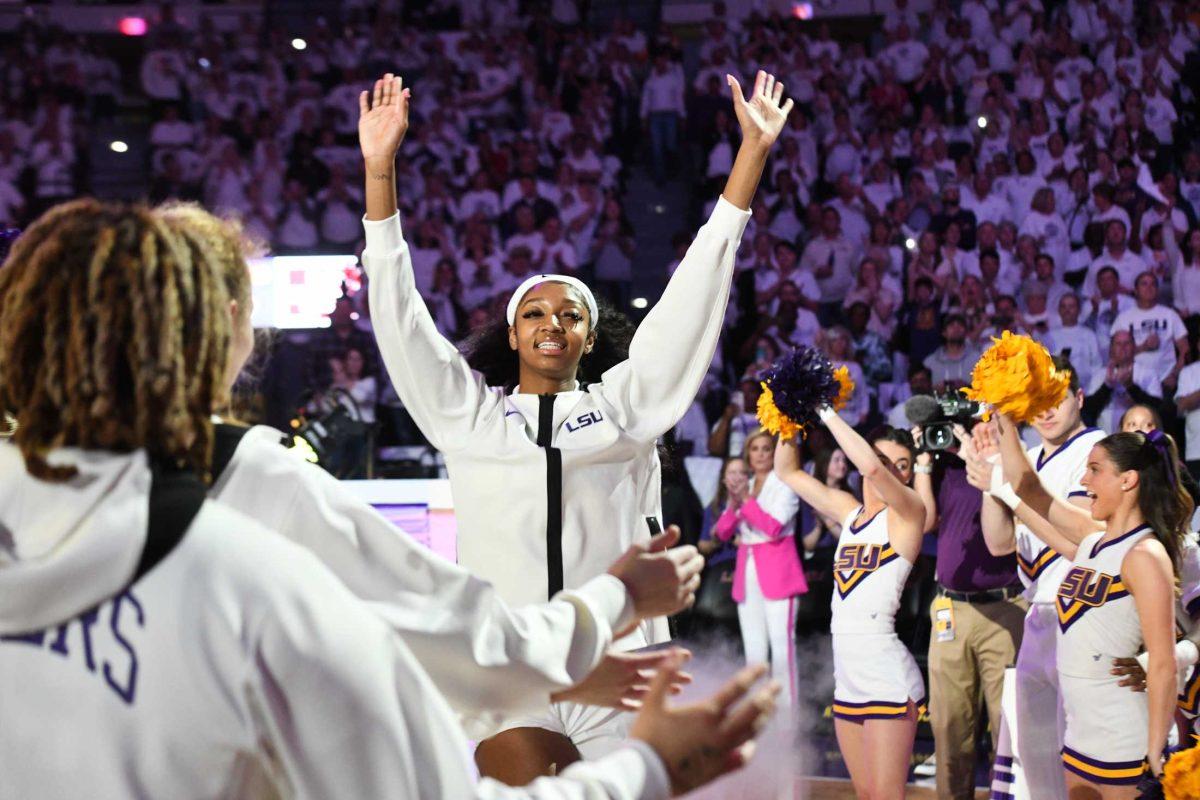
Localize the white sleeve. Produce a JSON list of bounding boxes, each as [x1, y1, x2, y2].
[[249, 542, 667, 800], [596, 196, 750, 441], [314, 459, 627, 711], [361, 213, 503, 452], [223, 432, 632, 720]]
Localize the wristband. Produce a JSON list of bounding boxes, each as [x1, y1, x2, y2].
[[1136, 640, 1200, 673], [817, 405, 836, 422], [914, 464, 933, 475], [988, 466, 1021, 510]]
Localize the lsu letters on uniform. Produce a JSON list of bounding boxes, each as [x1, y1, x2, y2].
[[362, 198, 750, 750], [829, 505, 926, 722], [991, 426, 1106, 800], [1056, 526, 1156, 786]]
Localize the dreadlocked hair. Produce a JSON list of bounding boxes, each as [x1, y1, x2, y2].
[[0, 199, 233, 482], [461, 292, 636, 391], [155, 201, 266, 420]]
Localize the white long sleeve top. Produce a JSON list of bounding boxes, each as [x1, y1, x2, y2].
[[209, 424, 634, 735], [0, 444, 670, 800], [363, 198, 750, 647]]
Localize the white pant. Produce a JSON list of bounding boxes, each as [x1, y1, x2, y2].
[[991, 668, 1030, 800], [1012, 603, 1067, 800], [737, 551, 797, 708]]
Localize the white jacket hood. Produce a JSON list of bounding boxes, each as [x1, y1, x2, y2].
[[0, 442, 150, 634]]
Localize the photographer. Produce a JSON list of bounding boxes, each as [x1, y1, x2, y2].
[[910, 398, 1025, 800]]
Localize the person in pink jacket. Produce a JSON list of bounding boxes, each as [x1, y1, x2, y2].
[[714, 428, 806, 708]]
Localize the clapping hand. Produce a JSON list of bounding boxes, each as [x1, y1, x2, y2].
[[727, 70, 795, 149]]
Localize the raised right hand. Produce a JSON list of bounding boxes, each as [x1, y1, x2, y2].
[[631, 659, 779, 796], [358, 73, 410, 162], [727, 70, 794, 149], [608, 526, 704, 621]]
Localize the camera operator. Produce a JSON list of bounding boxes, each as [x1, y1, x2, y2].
[[910, 397, 1025, 800]]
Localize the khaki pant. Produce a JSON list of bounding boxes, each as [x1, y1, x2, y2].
[[927, 594, 1027, 800]]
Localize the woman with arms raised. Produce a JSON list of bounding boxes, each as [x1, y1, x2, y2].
[[157, 201, 705, 741], [357, 71, 793, 782], [775, 415, 927, 800], [974, 414, 1191, 795], [0, 199, 778, 800]]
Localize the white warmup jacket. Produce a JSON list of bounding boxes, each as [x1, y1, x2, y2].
[[209, 423, 633, 733], [0, 443, 669, 800], [363, 198, 750, 647]]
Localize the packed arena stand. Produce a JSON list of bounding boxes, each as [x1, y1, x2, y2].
[[4, 0, 1200, 789]]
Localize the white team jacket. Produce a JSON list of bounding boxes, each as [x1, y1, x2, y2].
[[209, 423, 633, 733], [363, 198, 750, 645], [0, 443, 669, 799]]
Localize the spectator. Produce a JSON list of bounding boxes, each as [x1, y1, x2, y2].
[[801, 206, 859, 324], [924, 314, 983, 391], [1109, 271, 1189, 390], [1046, 292, 1104, 390], [1083, 329, 1163, 432], [640, 52, 685, 183]]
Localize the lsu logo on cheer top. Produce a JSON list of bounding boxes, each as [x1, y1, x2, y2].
[[834, 543, 899, 597], [1056, 566, 1128, 632]]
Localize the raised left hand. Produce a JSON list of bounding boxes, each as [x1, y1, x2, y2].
[[551, 647, 693, 710], [727, 70, 794, 149]]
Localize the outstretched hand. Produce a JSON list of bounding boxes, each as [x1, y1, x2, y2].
[[631, 659, 778, 796], [359, 73, 410, 162], [727, 70, 794, 149], [551, 647, 694, 710]]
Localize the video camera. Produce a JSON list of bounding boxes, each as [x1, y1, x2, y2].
[[904, 391, 984, 451]]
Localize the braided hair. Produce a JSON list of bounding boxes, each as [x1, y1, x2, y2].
[[0, 199, 233, 482]]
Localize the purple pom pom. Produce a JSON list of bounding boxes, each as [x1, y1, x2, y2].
[[761, 345, 841, 431]]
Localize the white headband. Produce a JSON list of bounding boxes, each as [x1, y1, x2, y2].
[[505, 274, 600, 327]]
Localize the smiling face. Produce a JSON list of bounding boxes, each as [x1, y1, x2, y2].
[[508, 281, 595, 385], [1080, 444, 1135, 521], [866, 439, 914, 503]]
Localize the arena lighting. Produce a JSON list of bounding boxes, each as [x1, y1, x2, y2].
[[791, 2, 814, 19], [198, 57, 211, 69], [977, 115, 988, 129], [632, 297, 649, 309], [118, 17, 148, 36], [109, 141, 129, 153], [905, 237, 917, 251], [291, 38, 307, 50]]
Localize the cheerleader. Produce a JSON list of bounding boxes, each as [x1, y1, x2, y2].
[[0, 200, 779, 799], [156, 203, 701, 730], [775, 415, 927, 800], [713, 429, 805, 709], [993, 412, 1193, 793], [357, 72, 793, 782]]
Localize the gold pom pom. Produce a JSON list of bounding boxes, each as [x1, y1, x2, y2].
[[962, 332, 1070, 423], [1165, 741, 1200, 799], [757, 383, 803, 442], [833, 366, 855, 412]]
